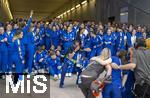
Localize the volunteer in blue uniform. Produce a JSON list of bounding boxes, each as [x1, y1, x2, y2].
[[62, 26, 76, 54], [136, 26, 143, 39], [124, 30, 132, 50], [102, 55, 122, 98], [26, 27, 35, 73], [12, 29, 25, 83], [39, 23, 45, 46], [82, 34, 92, 59], [59, 47, 76, 88], [34, 47, 46, 72], [103, 29, 115, 56], [116, 28, 125, 51], [51, 25, 60, 49], [111, 27, 117, 56], [45, 24, 52, 50], [47, 52, 61, 80], [97, 26, 104, 55], [0, 26, 8, 77], [5, 24, 14, 73], [22, 11, 33, 73], [22, 11, 33, 45], [33, 27, 41, 49], [90, 28, 103, 57]]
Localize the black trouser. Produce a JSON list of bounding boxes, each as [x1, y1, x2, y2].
[[13, 73, 19, 84], [78, 77, 96, 98], [133, 83, 150, 98]]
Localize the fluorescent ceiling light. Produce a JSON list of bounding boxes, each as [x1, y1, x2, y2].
[[76, 4, 81, 8], [120, 12, 128, 16], [67, 10, 70, 13], [71, 7, 75, 11], [81, 0, 87, 5], [63, 12, 67, 15]]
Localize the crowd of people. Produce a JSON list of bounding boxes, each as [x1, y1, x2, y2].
[[0, 11, 150, 97]]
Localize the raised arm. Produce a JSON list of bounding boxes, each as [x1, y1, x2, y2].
[[23, 10, 33, 32]]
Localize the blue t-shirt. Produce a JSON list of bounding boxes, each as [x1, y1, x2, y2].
[[111, 56, 122, 87]]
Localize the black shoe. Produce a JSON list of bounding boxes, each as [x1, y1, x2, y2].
[[59, 84, 64, 88]]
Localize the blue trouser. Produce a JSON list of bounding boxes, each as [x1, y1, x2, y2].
[[52, 39, 59, 49], [40, 37, 45, 46], [38, 62, 46, 70], [102, 84, 122, 98], [63, 41, 73, 54], [26, 44, 35, 73], [12, 53, 23, 74], [122, 71, 135, 98], [49, 65, 58, 76], [49, 66, 54, 76], [60, 63, 68, 86], [122, 88, 134, 98], [45, 38, 51, 50], [0, 50, 8, 73], [76, 67, 82, 84], [7, 51, 13, 72], [66, 65, 73, 73]]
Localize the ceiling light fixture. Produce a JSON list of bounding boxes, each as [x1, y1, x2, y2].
[[63, 12, 67, 15], [81, 0, 87, 5], [76, 4, 81, 8], [67, 10, 70, 13], [71, 7, 75, 11]]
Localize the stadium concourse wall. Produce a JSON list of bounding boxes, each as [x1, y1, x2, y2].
[[54, 0, 150, 26]]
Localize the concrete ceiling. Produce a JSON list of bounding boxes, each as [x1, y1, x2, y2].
[[8, 0, 82, 20]]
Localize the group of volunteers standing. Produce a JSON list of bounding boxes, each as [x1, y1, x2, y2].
[[0, 10, 150, 98]]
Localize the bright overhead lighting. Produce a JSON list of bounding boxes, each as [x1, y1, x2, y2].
[[57, 16, 60, 18], [81, 0, 87, 5], [63, 12, 67, 15], [58, 14, 63, 18], [60, 14, 63, 17], [67, 10, 70, 13], [120, 12, 128, 16], [71, 7, 75, 11], [76, 4, 81, 8]]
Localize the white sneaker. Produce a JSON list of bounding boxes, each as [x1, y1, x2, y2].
[[2, 75, 5, 79], [41, 69, 45, 73], [66, 73, 69, 77], [68, 73, 72, 77], [25, 69, 28, 73], [12, 64, 15, 68], [54, 75, 58, 81], [8, 71, 12, 75], [58, 74, 61, 79]]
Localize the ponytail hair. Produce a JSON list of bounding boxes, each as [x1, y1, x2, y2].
[[100, 48, 111, 60], [117, 50, 128, 64]]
